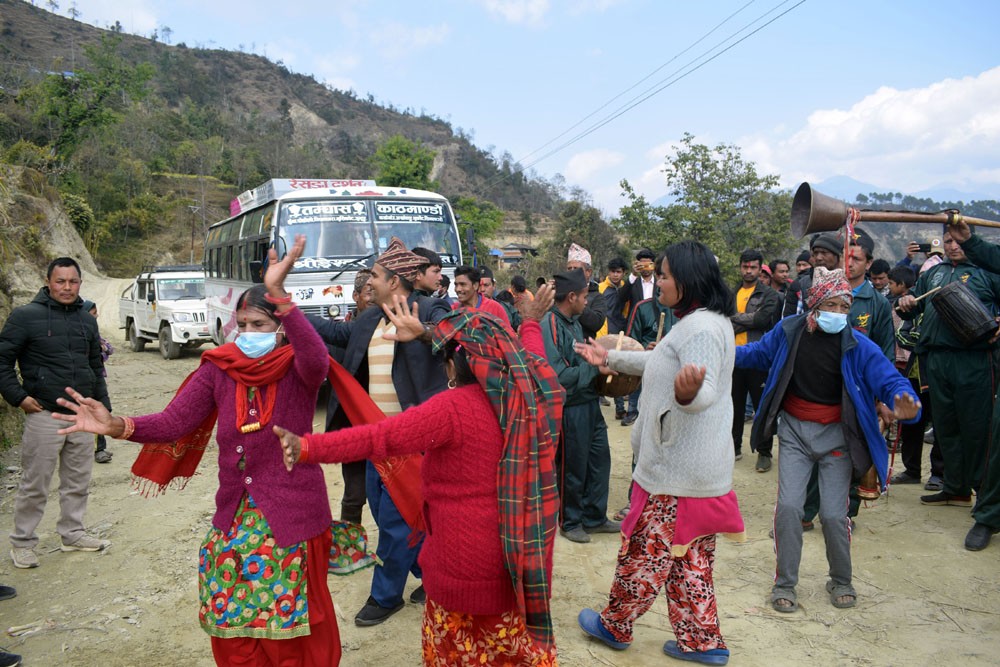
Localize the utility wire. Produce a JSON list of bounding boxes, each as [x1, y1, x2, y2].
[[476, 0, 807, 199]]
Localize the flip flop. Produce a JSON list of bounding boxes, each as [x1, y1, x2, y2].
[[826, 581, 857, 609], [770, 588, 797, 613]]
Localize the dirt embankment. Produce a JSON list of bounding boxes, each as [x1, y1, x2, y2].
[[1, 273, 1000, 665]]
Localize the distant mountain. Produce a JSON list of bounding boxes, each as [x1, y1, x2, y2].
[[811, 176, 999, 206]]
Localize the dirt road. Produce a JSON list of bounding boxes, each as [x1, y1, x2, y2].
[[1, 274, 999, 665]]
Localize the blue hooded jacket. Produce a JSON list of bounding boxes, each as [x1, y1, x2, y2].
[[735, 314, 920, 490]]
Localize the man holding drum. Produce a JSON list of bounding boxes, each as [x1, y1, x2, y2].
[[897, 227, 1000, 513], [938, 220, 1000, 550]]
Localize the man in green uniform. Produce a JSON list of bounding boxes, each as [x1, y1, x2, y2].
[[929, 220, 1000, 550], [898, 227, 1000, 509], [541, 269, 617, 543]]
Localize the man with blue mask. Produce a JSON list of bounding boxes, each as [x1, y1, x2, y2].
[[734, 266, 921, 613]]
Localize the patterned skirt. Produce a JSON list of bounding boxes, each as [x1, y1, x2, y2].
[[421, 598, 558, 667], [199, 494, 312, 639]]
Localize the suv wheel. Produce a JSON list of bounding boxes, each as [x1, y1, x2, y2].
[[128, 322, 146, 352], [159, 326, 182, 360]]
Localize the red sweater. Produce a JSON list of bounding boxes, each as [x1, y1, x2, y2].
[[303, 320, 551, 615]]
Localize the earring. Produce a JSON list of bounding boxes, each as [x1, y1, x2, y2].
[[447, 378, 457, 389]]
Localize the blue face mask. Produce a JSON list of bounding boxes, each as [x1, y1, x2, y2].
[[236, 330, 279, 358], [816, 311, 848, 334]]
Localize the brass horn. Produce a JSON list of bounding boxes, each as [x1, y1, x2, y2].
[[790, 182, 1000, 238]]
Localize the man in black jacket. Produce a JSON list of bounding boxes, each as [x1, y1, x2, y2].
[[310, 238, 450, 626], [731, 250, 782, 470], [0, 258, 112, 569]]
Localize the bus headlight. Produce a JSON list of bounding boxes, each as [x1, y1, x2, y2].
[[327, 305, 341, 318]]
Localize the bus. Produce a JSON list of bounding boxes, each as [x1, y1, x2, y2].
[[203, 178, 462, 344]]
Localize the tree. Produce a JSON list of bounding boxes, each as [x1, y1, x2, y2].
[[535, 200, 625, 278], [656, 133, 798, 283], [372, 134, 437, 190], [611, 179, 684, 253], [452, 196, 503, 263], [67, 1, 80, 20]]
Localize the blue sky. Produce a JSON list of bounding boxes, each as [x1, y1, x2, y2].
[[58, 0, 1000, 215]]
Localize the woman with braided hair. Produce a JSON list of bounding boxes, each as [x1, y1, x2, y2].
[[274, 288, 566, 666]]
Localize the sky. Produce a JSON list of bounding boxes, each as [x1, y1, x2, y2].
[[47, 0, 1000, 216]]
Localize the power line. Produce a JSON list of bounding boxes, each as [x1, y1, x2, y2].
[[476, 0, 808, 200]]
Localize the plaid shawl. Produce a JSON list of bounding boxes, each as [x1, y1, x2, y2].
[[432, 310, 564, 649]]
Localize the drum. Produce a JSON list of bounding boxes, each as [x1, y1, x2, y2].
[[591, 334, 644, 398], [931, 281, 997, 346]]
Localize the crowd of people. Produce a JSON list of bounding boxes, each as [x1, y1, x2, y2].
[[1, 219, 999, 666]]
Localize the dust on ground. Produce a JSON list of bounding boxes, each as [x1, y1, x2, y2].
[[1, 274, 999, 666]]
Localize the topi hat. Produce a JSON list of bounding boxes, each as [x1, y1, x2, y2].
[[375, 237, 425, 283], [567, 243, 592, 265], [553, 269, 588, 297], [806, 266, 852, 311]]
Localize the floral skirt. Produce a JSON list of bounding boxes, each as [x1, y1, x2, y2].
[[199, 494, 311, 639], [421, 598, 557, 666]]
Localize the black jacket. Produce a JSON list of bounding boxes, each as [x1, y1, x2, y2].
[[309, 292, 451, 431], [731, 281, 781, 344], [0, 288, 110, 412], [579, 281, 608, 340]]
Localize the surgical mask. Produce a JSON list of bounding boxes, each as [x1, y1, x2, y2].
[[816, 311, 848, 334], [236, 329, 281, 358]]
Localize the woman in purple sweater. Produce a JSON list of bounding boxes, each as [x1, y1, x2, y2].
[[273, 296, 565, 667], [53, 236, 341, 667]]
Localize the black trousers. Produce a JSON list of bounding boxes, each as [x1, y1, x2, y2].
[[732, 366, 771, 456], [340, 460, 368, 524]]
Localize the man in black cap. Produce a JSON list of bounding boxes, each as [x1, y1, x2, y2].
[[783, 234, 842, 318], [541, 269, 618, 543]]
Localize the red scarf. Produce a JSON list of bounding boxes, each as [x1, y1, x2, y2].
[[130, 345, 426, 540]]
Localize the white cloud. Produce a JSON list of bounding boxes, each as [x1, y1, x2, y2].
[[564, 148, 625, 182], [568, 0, 626, 16], [478, 0, 550, 26], [741, 67, 1000, 195], [315, 53, 360, 92], [72, 0, 159, 35], [370, 22, 451, 60]]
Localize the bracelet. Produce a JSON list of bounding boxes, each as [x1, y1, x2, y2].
[[298, 433, 310, 463], [264, 292, 294, 305], [120, 416, 135, 440]]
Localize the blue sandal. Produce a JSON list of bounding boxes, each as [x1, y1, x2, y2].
[[663, 640, 730, 665]]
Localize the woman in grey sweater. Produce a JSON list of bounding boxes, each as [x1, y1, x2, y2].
[[574, 241, 745, 666]]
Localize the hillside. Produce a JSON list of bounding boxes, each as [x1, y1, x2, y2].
[[0, 0, 562, 274]]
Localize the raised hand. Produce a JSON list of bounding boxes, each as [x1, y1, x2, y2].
[[949, 218, 972, 243], [381, 295, 427, 342], [892, 393, 921, 421], [272, 425, 303, 472], [265, 234, 307, 298], [520, 284, 555, 322], [674, 363, 706, 403], [52, 387, 118, 436]]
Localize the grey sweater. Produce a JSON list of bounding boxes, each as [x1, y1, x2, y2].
[[608, 309, 735, 498]]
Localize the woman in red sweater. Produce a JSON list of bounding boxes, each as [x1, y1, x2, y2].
[[274, 293, 565, 666], [53, 236, 342, 667]]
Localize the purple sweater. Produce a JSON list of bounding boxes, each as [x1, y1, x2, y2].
[[131, 307, 331, 547]]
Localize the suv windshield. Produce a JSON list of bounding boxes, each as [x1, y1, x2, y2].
[[157, 278, 205, 300]]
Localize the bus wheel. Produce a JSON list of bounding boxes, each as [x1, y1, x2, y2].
[[159, 326, 182, 360], [128, 322, 146, 352]]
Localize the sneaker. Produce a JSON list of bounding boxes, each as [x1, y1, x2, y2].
[[924, 476, 944, 491], [0, 585, 15, 602], [920, 492, 973, 507], [890, 471, 921, 485], [584, 519, 622, 534], [95, 449, 113, 464], [578, 608, 630, 650], [560, 526, 591, 543], [663, 640, 730, 665], [614, 410, 626, 420], [10, 548, 38, 569], [408, 584, 425, 604], [755, 453, 773, 473], [354, 596, 405, 626], [599, 396, 611, 407], [0, 649, 21, 667], [621, 414, 638, 427], [923, 427, 935, 444], [61, 534, 111, 552], [734, 451, 743, 462]]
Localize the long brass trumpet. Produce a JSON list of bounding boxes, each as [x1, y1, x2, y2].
[[790, 182, 1000, 237]]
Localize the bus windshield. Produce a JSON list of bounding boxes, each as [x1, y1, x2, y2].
[[277, 198, 462, 270]]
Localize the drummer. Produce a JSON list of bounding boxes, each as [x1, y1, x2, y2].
[[896, 226, 1000, 509], [541, 269, 619, 544]]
